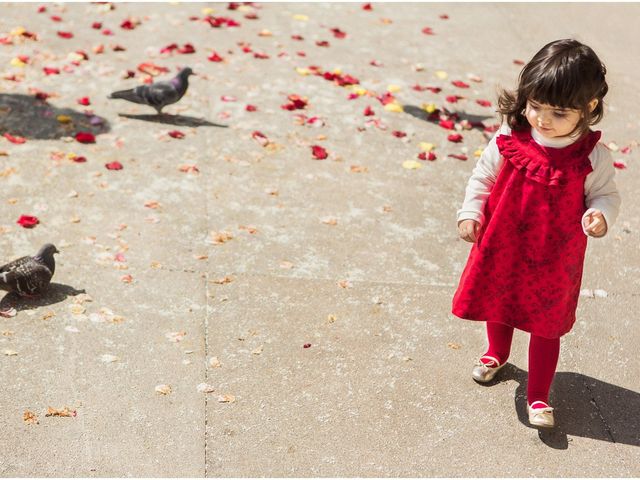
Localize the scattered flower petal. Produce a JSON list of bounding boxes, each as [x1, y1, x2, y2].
[[197, 383, 215, 393], [402, 160, 423, 170], [105, 161, 123, 170], [155, 384, 172, 395], [17, 215, 39, 228], [75, 132, 96, 144], [311, 145, 328, 160], [3, 133, 26, 144]]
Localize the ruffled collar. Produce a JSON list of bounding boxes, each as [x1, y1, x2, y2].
[[496, 128, 600, 186]]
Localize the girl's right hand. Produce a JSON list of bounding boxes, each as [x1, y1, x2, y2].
[[458, 219, 481, 243]]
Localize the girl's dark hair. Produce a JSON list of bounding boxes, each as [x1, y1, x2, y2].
[[498, 39, 608, 135]]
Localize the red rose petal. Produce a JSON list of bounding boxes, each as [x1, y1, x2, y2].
[[17, 215, 39, 228], [303, 343, 312, 348], [92, 21, 102, 29], [362, 3, 373, 10], [102, 29, 113, 36], [51, 15, 62, 22], [245, 104, 258, 112], [207, 51, 224, 62], [43, 67, 60, 75], [447, 133, 463, 143], [330, 28, 347, 39], [363, 106, 375, 116], [439, 14, 449, 19], [392, 130, 407, 138], [252, 131, 269, 146], [178, 43, 195, 54], [448, 153, 468, 160], [316, 40, 330, 47], [613, 161, 627, 169], [422, 27, 434, 35], [120, 19, 136, 30], [476, 99, 492, 107], [418, 152, 437, 161], [77, 96, 91, 106], [38, 5, 47, 13], [3, 133, 27, 144], [72, 156, 87, 163], [75, 132, 95, 144], [446, 95, 461, 103], [291, 34, 304, 41], [452, 80, 469, 88], [513, 59, 525, 65], [311, 145, 328, 160], [438, 120, 455, 130], [105, 161, 123, 170], [57, 31, 73, 39], [160, 43, 178, 54], [168, 130, 185, 139]]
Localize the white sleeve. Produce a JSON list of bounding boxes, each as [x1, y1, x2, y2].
[[456, 126, 508, 226], [582, 143, 622, 236]]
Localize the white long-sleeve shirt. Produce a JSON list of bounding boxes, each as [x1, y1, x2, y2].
[[457, 125, 622, 236]]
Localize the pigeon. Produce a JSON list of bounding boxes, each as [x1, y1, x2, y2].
[[0, 243, 59, 299], [108, 67, 195, 114]]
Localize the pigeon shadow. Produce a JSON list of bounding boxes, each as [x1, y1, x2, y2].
[[0, 94, 110, 140], [403, 104, 495, 134], [493, 364, 640, 449], [118, 113, 227, 128], [0, 283, 86, 313]]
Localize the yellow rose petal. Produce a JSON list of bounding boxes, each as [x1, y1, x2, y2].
[[474, 149, 484, 157], [11, 27, 26, 37], [293, 14, 309, 21], [419, 142, 435, 152], [352, 87, 368, 96], [296, 67, 311, 76], [435, 70, 448, 80], [384, 103, 404, 113], [402, 160, 423, 170], [422, 103, 437, 114], [10, 58, 26, 67], [57, 115, 72, 124], [201, 7, 215, 15], [387, 84, 401, 93], [332, 68, 342, 75]]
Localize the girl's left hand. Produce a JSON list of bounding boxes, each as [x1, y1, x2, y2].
[[584, 210, 607, 237]]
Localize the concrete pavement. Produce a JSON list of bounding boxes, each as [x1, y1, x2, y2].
[[0, 2, 639, 476]]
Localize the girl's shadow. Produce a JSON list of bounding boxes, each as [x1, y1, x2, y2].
[[494, 364, 640, 449]]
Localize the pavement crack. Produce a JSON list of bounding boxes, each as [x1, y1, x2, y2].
[[585, 381, 616, 443]]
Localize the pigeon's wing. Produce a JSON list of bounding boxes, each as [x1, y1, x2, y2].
[[0, 255, 31, 273], [142, 81, 181, 109], [0, 260, 53, 295]]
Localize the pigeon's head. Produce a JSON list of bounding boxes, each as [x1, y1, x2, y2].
[[37, 243, 60, 259], [179, 67, 195, 78]]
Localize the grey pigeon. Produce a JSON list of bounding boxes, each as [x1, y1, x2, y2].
[[0, 243, 59, 298], [108, 67, 194, 114]]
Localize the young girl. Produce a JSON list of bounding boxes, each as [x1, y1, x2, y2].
[[452, 39, 621, 428]]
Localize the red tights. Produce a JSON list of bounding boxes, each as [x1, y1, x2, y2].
[[483, 322, 560, 406]]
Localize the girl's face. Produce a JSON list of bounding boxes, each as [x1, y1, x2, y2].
[[525, 99, 583, 139]]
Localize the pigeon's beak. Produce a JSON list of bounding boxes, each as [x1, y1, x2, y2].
[[54, 248, 60, 254]]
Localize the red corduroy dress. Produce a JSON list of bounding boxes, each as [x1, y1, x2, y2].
[[452, 128, 601, 339]]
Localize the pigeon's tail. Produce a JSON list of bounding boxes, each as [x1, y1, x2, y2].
[[108, 88, 145, 104]]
